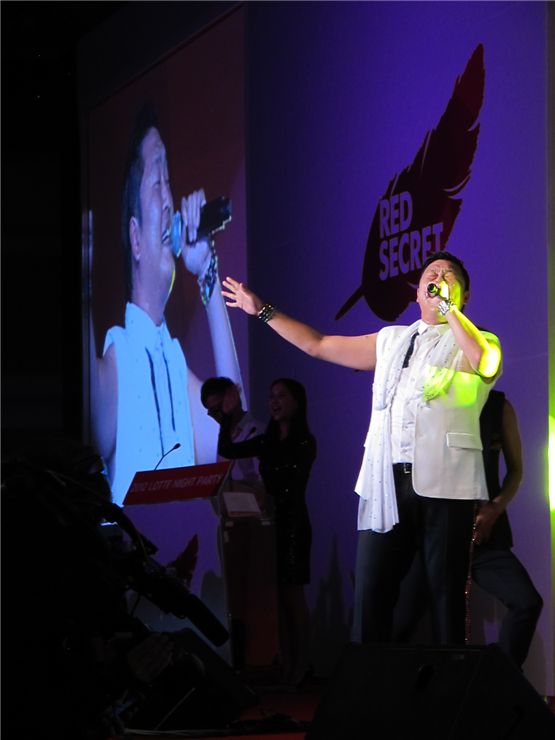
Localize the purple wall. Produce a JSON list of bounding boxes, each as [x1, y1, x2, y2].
[[246, 1, 551, 691]]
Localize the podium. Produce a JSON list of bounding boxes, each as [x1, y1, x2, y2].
[[123, 462, 234, 664], [220, 481, 279, 671]]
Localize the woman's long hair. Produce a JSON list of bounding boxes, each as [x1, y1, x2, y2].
[[265, 377, 312, 442]]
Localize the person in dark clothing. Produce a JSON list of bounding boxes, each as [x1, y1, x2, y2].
[[218, 378, 317, 686], [471, 390, 543, 667]]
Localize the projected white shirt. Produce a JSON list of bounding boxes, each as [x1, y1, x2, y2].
[[103, 302, 195, 506]]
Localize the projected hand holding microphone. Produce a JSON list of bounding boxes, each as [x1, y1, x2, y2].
[[171, 196, 232, 258], [171, 194, 232, 308]]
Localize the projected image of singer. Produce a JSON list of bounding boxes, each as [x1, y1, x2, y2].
[[90, 103, 242, 506], [222, 251, 502, 646]]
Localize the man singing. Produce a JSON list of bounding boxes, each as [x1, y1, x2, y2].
[[221, 250, 501, 644], [90, 104, 242, 505]]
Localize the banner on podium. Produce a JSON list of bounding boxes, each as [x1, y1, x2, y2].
[[123, 461, 233, 506]]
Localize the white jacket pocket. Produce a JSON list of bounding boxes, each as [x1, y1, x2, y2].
[[445, 432, 482, 450]]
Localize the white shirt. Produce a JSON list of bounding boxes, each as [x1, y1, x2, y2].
[[104, 303, 195, 506], [390, 321, 450, 463]]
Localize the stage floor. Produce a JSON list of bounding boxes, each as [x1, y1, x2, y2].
[[120, 669, 322, 740], [119, 665, 555, 740]]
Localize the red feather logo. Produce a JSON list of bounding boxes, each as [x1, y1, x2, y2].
[[336, 44, 485, 322]]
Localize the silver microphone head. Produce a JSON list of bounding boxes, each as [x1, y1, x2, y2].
[[171, 212, 183, 259]]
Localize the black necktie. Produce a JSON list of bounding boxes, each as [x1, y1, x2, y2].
[[402, 331, 418, 368]]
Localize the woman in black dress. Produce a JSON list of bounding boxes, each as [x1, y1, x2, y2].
[[218, 378, 316, 685]]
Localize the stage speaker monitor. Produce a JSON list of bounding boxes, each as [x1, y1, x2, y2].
[[306, 643, 555, 740], [123, 628, 258, 732]]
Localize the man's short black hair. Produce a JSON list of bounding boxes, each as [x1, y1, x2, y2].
[[121, 103, 159, 302], [200, 377, 236, 407], [421, 250, 470, 293]]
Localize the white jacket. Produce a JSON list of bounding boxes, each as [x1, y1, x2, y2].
[[356, 322, 501, 531]]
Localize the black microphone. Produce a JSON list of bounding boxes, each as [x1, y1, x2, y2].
[[171, 196, 232, 257], [427, 282, 448, 300], [154, 442, 181, 470]]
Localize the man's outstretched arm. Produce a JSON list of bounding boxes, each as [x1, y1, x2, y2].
[[221, 276, 378, 372]]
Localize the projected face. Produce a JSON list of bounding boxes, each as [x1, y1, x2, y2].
[[269, 382, 299, 423], [131, 127, 176, 306], [416, 259, 468, 323]]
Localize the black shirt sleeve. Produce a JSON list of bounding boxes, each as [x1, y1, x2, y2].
[[218, 416, 266, 460]]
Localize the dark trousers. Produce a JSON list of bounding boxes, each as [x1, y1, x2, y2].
[[352, 464, 476, 645], [472, 547, 543, 667], [392, 545, 543, 668]]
